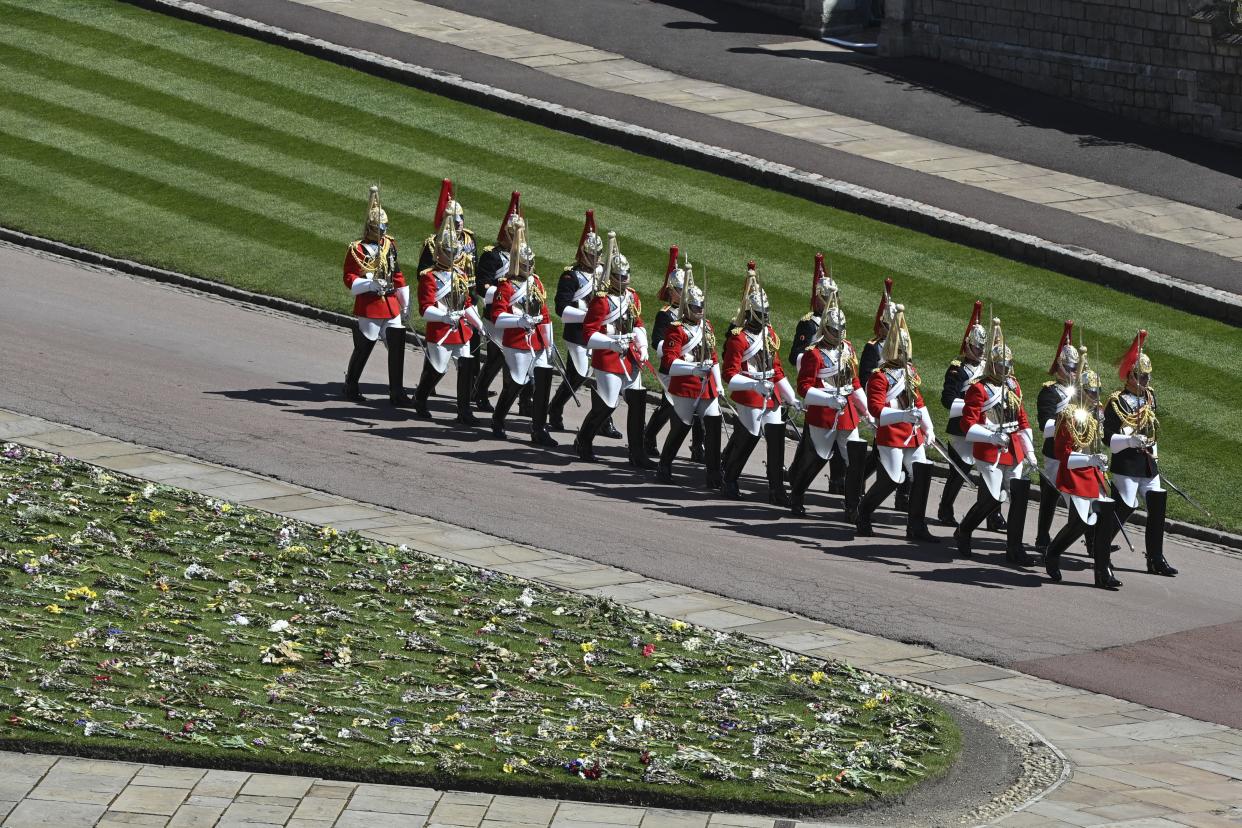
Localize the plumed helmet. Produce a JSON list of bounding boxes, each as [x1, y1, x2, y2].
[[497, 191, 522, 245], [881, 305, 912, 364], [810, 253, 837, 312], [983, 317, 1013, 382], [659, 245, 684, 301], [873, 278, 896, 338], [432, 179, 463, 230], [433, 209, 460, 265], [365, 184, 388, 236], [610, 250, 630, 279], [518, 242, 535, 274], [735, 262, 769, 328], [959, 300, 985, 356], [1049, 320, 1078, 376], [679, 262, 705, 318], [1119, 330, 1151, 381], [577, 210, 603, 266]]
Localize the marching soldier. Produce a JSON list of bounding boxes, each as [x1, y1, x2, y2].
[[342, 185, 412, 407], [859, 278, 910, 512], [417, 179, 477, 278], [473, 193, 531, 415], [954, 318, 1036, 564], [412, 211, 485, 423], [719, 264, 799, 505], [788, 254, 848, 496], [548, 211, 622, 440], [1043, 348, 1122, 589], [1035, 321, 1079, 556], [936, 301, 985, 526], [644, 248, 706, 463], [487, 218, 559, 447], [787, 290, 872, 518], [853, 306, 938, 541], [1103, 331, 1176, 576], [574, 233, 652, 468], [656, 263, 723, 487]]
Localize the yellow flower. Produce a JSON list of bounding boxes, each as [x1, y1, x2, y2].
[[147, 509, 166, 524], [638, 681, 653, 691], [219, 503, 233, 513], [670, 620, 688, 632], [725, 665, 734, 672], [564, 724, 576, 732], [788, 674, 802, 684], [318, 526, 339, 539], [452, 743, 463, 752], [854, 740, 868, 749], [33, 534, 58, 542], [863, 698, 880, 709], [810, 671, 827, 685], [281, 667, 298, 675], [126, 492, 139, 503], [44, 604, 63, 614], [579, 641, 596, 653], [63, 586, 97, 601]]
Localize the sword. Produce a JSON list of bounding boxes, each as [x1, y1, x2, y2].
[[546, 342, 582, 408], [1161, 474, 1213, 519], [930, 437, 978, 489]]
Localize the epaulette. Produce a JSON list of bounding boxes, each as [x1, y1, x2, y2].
[[1106, 390, 1124, 410], [660, 304, 672, 313], [421, 234, 435, 247], [727, 324, 744, 337], [799, 312, 814, 322], [482, 244, 497, 253], [595, 290, 607, 297], [1041, 380, 1056, 388], [949, 359, 961, 367], [419, 266, 437, 277], [671, 320, 683, 327], [496, 276, 509, 283]]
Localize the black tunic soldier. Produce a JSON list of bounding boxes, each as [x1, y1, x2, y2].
[[788, 254, 845, 494], [644, 247, 705, 462], [857, 278, 911, 513], [1035, 321, 1079, 555], [417, 179, 477, 280], [1102, 330, 1177, 577], [936, 301, 985, 527], [473, 192, 532, 417]]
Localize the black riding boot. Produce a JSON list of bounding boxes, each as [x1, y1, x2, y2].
[[702, 415, 723, 490], [474, 345, 504, 412], [490, 373, 521, 439], [644, 400, 672, 458], [1144, 490, 1176, 576], [412, 360, 443, 420], [454, 356, 479, 426], [987, 507, 1007, 534], [953, 485, 1000, 558], [689, 418, 705, 463], [854, 465, 899, 537], [894, 478, 910, 513], [548, 361, 585, 431], [787, 434, 828, 516], [385, 328, 412, 407], [829, 449, 849, 496], [625, 389, 655, 469], [721, 427, 761, 499], [937, 445, 967, 526], [1093, 500, 1122, 590], [517, 383, 534, 417], [343, 326, 376, 402], [1006, 478, 1033, 565], [599, 415, 623, 440], [844, 440, 869, 522], [1034, 473, 1058, 555], [906, 462, 938, 543], [575, 391, 611, 462], [529, 367, 558, 447], [764, 423, 789, 506], [656, 415, 692, 484], [1044, 508, 1087, 583]]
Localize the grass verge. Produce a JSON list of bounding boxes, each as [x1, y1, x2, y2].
[[0, 444, 957, 816], [0, 0, 1239, 533]]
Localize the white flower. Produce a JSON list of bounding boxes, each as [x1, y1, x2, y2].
[[228, 614, 250, 626], [142, 483, 158, 499], [268, 620, 290, 633], [517, 588, 535, 608], [751, 767, 766, 779], [859, 682, 873, 695], [681, 637, 703, 652], [337, 728, 352, 739], [632, 715, 646, 733]]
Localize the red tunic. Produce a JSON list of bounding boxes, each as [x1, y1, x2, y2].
[[489, 276, 550, 351], [866, 367, 927, 448], [960, 379, 1030, 466], [797, 342, 862, 431], [722, 326, 785, 411], [343, 239, 405, 319], [1054, 416, 1106, 499], [660, 321, 718, 401], [583, 289, 644, 375], [417, 267, 474, 346]]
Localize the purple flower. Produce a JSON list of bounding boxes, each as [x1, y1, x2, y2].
[[388, 717, 405, 727], [3, 446, 25, 460]]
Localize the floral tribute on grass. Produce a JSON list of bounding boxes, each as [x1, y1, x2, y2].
[[0, 445, 956, 814]]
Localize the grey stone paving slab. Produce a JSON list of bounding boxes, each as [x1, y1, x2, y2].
[[133, 767, 207, 789], [2, 799, 109, 828], [216, 800, 295, 825], [334, 810, 429, 828], [204, 481, 310, 502], [238, 774, 315, 800], [110, 786, 190, 816], [189, 770, 250, 799], [97, 812, 170, 827]]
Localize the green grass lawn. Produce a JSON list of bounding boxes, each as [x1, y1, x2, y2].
[[0, 0, 1239, 533], [0, 444, 957, 815]]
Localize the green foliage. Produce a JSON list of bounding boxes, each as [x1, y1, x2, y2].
[[0, 444, 956, 814], [0, 0, 1238, 531]]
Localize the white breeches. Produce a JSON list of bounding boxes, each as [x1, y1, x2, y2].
[[356, 315, 403, 341], [808, 425, 861, 461], [595, 369, 642, 408], [950, 435, 970, 460], [566, 342, 590, 377], [1112, 474, 1163, 509], [657, 372, 672, 401], [671, 394, 721, 424], [878, 444, 928, 485], [502, 344, 549, 386], [975, 458, 1028, 503], [734, 403, 782, 437], [1063, 493, 1113, 526], [424, 341, 470, 373]]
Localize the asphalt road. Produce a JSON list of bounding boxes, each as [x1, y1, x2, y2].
[[194, 0, 1242, 297], [3, 243, 1241, 726]]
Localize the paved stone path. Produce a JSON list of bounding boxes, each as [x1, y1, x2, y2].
[[5, 408, 1242, 827], [287, 0, 1242, 266]]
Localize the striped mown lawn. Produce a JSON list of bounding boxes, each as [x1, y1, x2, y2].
[[1, 0, 1240, 532]]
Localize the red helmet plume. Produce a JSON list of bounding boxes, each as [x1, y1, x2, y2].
[[658, 245, 680, 302], [1049, 320, 1074, 374], [1118, 329, 1148, 381], [959, 300, 984, 355], [873, 277, 894, 338], [433, 178, 454, 229], [497, 191, 521, 244], [811, 253, 826, 311]]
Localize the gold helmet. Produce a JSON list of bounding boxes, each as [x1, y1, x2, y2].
[[599, 231, 630, 293], [659, 245, 684, 302], [506, 215, 533, 280], [433, 179, 463, 231], [811, 288, 846, 348], [576, 210, 603, 270], [679, 261, 705, 322], [497, 191, 522, 246], [1050, 320, 1079, 378], [881, 304, 912, 365], [433, 209, 460, 268], [734, 261, 770, 329], [959, 300, 985, 359], [810, 253, 838, 314], [983, 317, 1013, 383], [1118, 330, 1151, 387], [364, 184, 388, 239]]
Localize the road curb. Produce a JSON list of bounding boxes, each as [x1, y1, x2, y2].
[[126, 0, 1242, 327]]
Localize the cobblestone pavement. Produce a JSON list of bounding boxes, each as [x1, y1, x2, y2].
[[280, 0, 1242, 268], [4, 408, 1242, 828]]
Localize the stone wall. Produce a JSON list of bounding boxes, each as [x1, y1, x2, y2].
[[880, 0, 1242, 145]]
